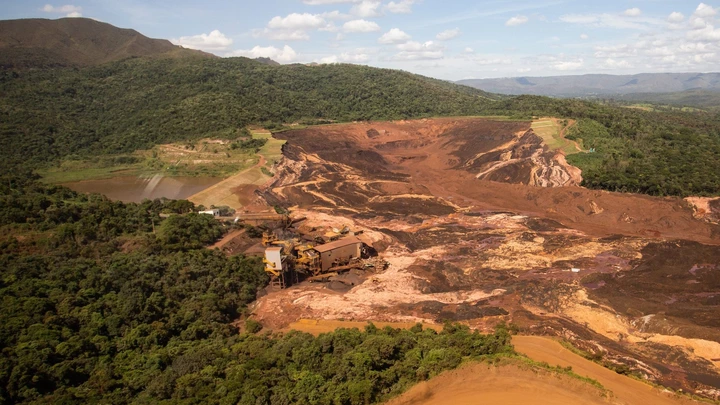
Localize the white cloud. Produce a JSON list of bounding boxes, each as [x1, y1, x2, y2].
[[319, 11, 351, 20], [227, 45, 298, 63], [351, 0, 382, 18], [624, 8, 641, 17], [268, 13, 326, 30], [256, 29, 311, 41], [463, 47, 474, 54], [385, 0, 416, 14], [594, 44, 637, 58], [436, 28, 460, 41], [378, 28, 411, 43], [41, 4, 82, 17], [260, 12, 335, 41], [694, 3, 717, 18], [580, 33, 589, 40], [667, 12, 685, 23], [172, 30, 233, 52], [340, 51, 370, 62], [319, 55, 339, 64], [319, 22, 339, 32], [393, 51, 443, 60], [687, 24, 720, 41], [518, 68, 532, 73], [42, 4, 81, 13], [343, 19, 381, 32], [397, 40, 441, 51], [393, 41, 444, 60], [552, 58, 584, 71], [691, 16, 709, 29], [602, 58, 632, 68], [474, 58, 512, 65], [506, 15, 529, 26]]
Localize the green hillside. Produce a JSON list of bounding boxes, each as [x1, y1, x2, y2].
[[0, 57, 495, 169], [0, 18, 212, 69], [2, 54, 720, 196], [485, 96, 720, 196]]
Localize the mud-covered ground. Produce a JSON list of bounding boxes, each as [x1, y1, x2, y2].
[[250, 118, 720, 399]]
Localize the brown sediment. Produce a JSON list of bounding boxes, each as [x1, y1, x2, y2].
[[249, 117, 720, 399]]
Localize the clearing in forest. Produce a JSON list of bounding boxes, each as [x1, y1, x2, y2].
[[187, 130, 285, 211], [531, 118, 582, 155]]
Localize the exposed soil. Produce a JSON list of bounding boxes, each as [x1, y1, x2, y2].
[[250, 117, 720, 399], [386, 363, 611, 405], [511, 336, 699, 405]]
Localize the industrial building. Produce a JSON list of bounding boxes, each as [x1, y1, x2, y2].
[[313, 236, 363, 272], [263, 235, 365, 288]]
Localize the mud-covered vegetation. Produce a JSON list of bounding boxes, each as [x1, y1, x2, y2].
[[0, 174, 515, 404]]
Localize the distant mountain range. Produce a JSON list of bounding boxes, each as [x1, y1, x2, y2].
[[457, 73, 720, 97], [0, 18, 213, 68]]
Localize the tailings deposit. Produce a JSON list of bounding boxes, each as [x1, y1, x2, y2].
[[251, 118, 720, 399]]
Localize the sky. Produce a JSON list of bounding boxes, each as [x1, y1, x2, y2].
[[3, 0, 720, 80]]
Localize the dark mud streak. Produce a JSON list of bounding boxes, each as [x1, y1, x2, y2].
[[587, 241, 720, 336]]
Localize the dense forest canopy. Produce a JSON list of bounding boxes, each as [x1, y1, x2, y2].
[[1, 57, 720, 193], [0, 174, 516, 404]]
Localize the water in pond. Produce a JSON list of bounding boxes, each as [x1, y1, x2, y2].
[[63, 175, 223, 203]]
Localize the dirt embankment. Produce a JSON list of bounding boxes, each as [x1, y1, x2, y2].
[[389, 336, 699, 405], [386, 363, 611, 405]]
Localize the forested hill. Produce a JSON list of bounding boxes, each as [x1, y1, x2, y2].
[[2, 50, 720, 196], [0, 18, 212, 69], [0, 56, 497, 169]]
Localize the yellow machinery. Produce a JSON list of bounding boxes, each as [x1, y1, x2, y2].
[[294, 243, 321, 275], [263, 246, 285, 287], [262, 231, 278, 246], [263, 238, 300, 288]]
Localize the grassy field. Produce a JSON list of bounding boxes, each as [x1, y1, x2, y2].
[[187, 130, 286, 210], [38, 164, 143, 184], [531, 118, 582, 155], [253, 130, 286, 171], [622, 103, 706, 113], [39, 138, 260, 184]]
